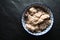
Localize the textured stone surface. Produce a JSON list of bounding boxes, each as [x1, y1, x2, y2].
[[0, 0, 60, 40]]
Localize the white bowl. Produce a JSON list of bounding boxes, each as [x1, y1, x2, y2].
[[21, 3, 54, 36]]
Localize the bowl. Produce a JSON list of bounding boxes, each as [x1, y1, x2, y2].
[[21, 3, 54, 36]]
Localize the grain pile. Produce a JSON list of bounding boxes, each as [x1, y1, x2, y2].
[[24, 7, 51, 33]]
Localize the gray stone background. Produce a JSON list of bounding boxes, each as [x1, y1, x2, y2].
[[0, 0, 60, 40]]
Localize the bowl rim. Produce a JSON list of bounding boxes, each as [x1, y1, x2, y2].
[[21, 2, 54, 36]]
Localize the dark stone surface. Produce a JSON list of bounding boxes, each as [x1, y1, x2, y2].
[[0, 0, 60, 40]]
